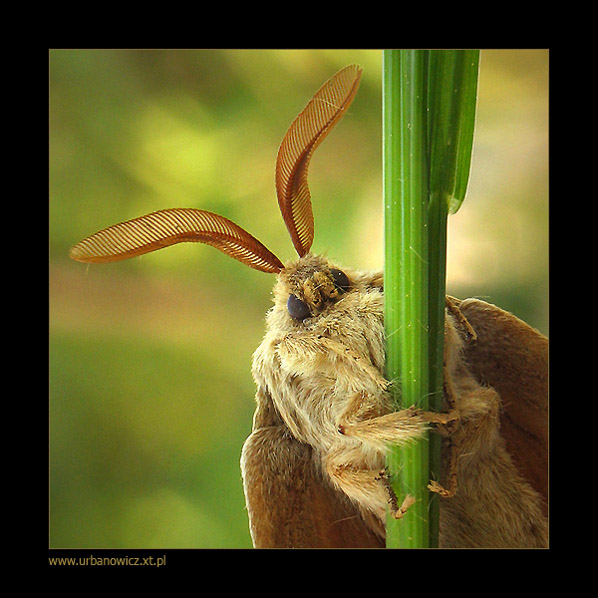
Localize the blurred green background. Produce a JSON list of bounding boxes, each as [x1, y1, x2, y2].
[[49, 49, 548, 548]]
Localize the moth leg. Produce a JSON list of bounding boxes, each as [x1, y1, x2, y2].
[[337, 403, 428, 448], [336, 385, 461, 450], [335, 361, 462, 499], [427, 437, 458, 498], [374, 469, 399, 514], [336, 393, 460, 503], [419, 407, 459, 432], [445, 295, 477, 343], [427, 362, 460, 437], [337, 405, 460, 500], [423, 348, 463, 497], [454, 385, 503, 458], [374, 470, 418, 519], [325, 446, 412, 521], [430, 297, 480, 432], [422, 308, 475, 497], [431, 385, 504, 501]]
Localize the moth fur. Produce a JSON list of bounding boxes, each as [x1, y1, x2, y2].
[[241, 253, 548, 548]]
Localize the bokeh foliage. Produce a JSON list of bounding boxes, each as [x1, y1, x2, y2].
[[49, 49, 548, 548]]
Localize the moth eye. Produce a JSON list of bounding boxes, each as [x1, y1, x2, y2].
[[330, 268, 350, 292], [287, 294, 311, 321]]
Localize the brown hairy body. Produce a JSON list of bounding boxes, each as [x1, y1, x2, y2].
[[242, 255, 548, 548]]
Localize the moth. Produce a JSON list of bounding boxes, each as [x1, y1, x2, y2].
[[70, 65, 548, 548]]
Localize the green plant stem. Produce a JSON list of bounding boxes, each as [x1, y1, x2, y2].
[[384, 49, 430, 548], [383, 49, 479, 549]]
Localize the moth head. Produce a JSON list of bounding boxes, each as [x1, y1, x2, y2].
[[273, 254, 353, 324], [69, 65, 363, 293]]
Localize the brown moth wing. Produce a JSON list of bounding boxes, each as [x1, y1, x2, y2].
[[241, 389, 383, 548], [457, 298, 548, 515]]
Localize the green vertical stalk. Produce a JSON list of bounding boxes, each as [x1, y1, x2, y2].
[[384, 50, 430, 548], [426, 50, 479, 546], [383, 49, 480, 548]]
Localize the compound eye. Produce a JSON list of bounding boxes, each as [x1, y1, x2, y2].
[[287, 294, 311, 321], [330, 268, 350, 292]]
